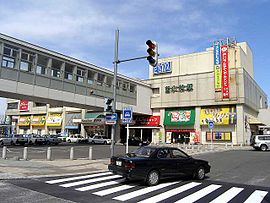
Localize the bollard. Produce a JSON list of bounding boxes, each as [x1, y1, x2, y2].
[[70, 147, 74, 160], [23, 147, 28, 160], [225, 143, 228, 149], [89, 147, 93, 160], [231, 143, 234, 148], [47, 147, 52, 161], [2, 146, 7, 159], [240, 143, 243, 148]]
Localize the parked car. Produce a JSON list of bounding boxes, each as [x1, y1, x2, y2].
[[250, 134, 270, 151], [66, 135, 84, 143], [88, 135, 112, 144], [27, 134, 46, 145], [42, 134, 62, 145], [121, 137, 150, 146], [0, 135, 13, 145], [108, 146, 211, 186], [11, 134, 28, 146]]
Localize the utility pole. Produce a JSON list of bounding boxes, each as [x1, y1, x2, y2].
[[111, 29, 119, 157]]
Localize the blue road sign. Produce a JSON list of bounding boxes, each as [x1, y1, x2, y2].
[[123, 108, 133, 120], [106, 113, 117, 121], [208, 120, 214, 129]]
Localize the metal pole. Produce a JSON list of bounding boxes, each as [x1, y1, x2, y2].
[[111, 29, 119, 157], [210, 128, 213, 150], [89, 146, 93, 160], [126, 123, 129, 154]]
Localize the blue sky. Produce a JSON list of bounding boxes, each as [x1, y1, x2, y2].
[[0, 0, 270, 114]]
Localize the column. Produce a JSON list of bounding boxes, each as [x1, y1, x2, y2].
[[81, 109, 86, 137], [236, 104, 244, 145], [195, 106, 202, 143], [61, 107, 66, 134], [45, 104, 49, 134]]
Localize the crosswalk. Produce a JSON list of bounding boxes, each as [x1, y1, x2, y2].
[[45, 171, 270, 203]]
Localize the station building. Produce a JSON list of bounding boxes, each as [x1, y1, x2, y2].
[[145, 39, 269, 145]]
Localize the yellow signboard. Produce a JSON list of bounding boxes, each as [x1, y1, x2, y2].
[[200, 106, 236, 125], [18, 116, 31, 126], [46, 113, 62, 127], [32, 115, 46, 126], [214, 65, 222, 91]]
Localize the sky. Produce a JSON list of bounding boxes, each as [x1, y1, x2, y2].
[[0, 0, 270, 114]]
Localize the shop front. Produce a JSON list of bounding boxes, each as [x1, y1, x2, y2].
[[17, 115, 31, 134], [164, 108, 195, 144], [31, 115, 46, 135], [65, 113, 81, 135], [200, 106, 237, 143], [46, 113, 62, 134], [82, 112, 106, 137]]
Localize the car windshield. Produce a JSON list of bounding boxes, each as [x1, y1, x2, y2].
[[130, 147, 156, 157]]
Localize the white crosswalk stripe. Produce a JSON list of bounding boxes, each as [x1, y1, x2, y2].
[[244, 190, 268, 203], [210, 187, 244, 203], [46, 171, 112, 184], [93, 185, 135, 196], [75, 178, 126, 191], [44, 172, 269, 203], [112, 182, 179, 201], [175, 184, 222, 203], [59, 174, 122, 188], [137, 182, 201, 203]]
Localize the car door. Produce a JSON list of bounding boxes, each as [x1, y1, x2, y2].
[[170, 148, 195, 176], [156, 148, 176, 176]]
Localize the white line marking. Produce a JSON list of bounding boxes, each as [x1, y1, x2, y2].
[[210, 187, 243, 203], [75, 179, 125, 191], [113, 181, 179, 201], [60, 175, 122, 188], [46, 172, 112, 184], [138, 182, 202, 203], [93, 185, 135, 196], [244, 190, 268, 203], [175, 184, 222, 203]]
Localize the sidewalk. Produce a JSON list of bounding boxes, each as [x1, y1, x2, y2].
[[0, 158, 110, 180]]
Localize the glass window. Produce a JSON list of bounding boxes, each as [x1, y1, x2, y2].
[[64, 72, 73, 80], [152, 88, 160, 94], [87, 71, 95, 85], [51, 69, 61, 78], [157, 149, 170, 158], [170, 149, 189, 158], [97, 73, 105, 85], [117, 81, 122, 89], [2, 56, 15, 68], [106, 76, 113, 87], [77, 69, 85, 82], [123, 82, 128, 91], [130, 84, 136, 93], [20, 61, 30, 71], [36, 65, 47, 75]]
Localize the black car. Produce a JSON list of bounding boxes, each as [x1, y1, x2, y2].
[[121, 137, 150, 146], [108, 146, 211, 186]]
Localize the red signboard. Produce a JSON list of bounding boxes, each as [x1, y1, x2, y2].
[[135, 116, 160, 126], [221, 45, 230, 99], [19, 100, 29, 111], [166, 129, 195, 133]]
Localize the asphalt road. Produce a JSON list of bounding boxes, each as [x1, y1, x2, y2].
[[1, 147, 270, 202]]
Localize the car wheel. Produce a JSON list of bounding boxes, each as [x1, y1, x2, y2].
[[10, 141, 14, 146], [146, 170, 160, 186], [0, 141, 3, 146], [91, 141, 95, 144], [68, 140, 71, 143], [104, 141, 107, 145], [260, 144, 267, 151], [194, 166, 205, 180], [29, 141, 33, 145]]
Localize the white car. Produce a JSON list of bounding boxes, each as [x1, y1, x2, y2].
[[66, 135, 82, 143], [0, 135, 13, 145], [88, 135, 112, 145]]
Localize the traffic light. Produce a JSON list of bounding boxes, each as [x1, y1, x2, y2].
[[104, 97, 113, 112], [146, 40, 158, 67]]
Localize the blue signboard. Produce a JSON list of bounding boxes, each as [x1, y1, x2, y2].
[[214, 41, 221, 65], [208, 120, 214, 129], [153, 62, 172, 75], [105, 113, 117, 121]]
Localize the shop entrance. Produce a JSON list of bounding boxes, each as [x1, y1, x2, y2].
[[171, 132, 190, 144]]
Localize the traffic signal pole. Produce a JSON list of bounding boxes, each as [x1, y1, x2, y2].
[[110, 29, 157, 157], [111, 29, 119, 158]]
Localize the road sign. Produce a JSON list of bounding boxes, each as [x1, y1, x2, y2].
[[105, 113, 117, 121], [208, 120, 214, 129], [123, 107, 133, 120]]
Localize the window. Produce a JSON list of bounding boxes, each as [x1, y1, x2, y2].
[[97, 73, 105, 85], [87, 71, 95, 85], [106, 76, 113, 87], [20, 61, 30, 71], [117, 80, 122, 89], [122, 82, 128, 91], [157, 149, 170, 158], [152, 88, 160, 94], [2, 56, 15, 68], [3, 46, 18, 58], [51, 68, 61, 78], [77, 69, 85, 82], [7, 102, 18, 109], [36, 65, 47, 75], [130, 84, 136, 93], [65, 72, 73, 80], [170, 149, 188, 158]]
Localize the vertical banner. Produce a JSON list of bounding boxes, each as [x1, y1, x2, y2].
[[19, 100, 29, 111], [221, 45, 230, 99], [214, 41, 222, 91]]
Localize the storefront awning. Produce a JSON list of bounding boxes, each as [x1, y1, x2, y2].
[[248, 116, 264, 125]]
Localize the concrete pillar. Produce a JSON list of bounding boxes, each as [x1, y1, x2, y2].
[[159, 109, 166, 144], [47, 147, 52, 161], [47, 58, 52, 77], [73, 65, 77, 81], [81, 109, 86, 137], [195, 107, 202, 143], [61, 107, 66, 134], [45, 104, 50, 134], [236, 104, 244, 145]]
